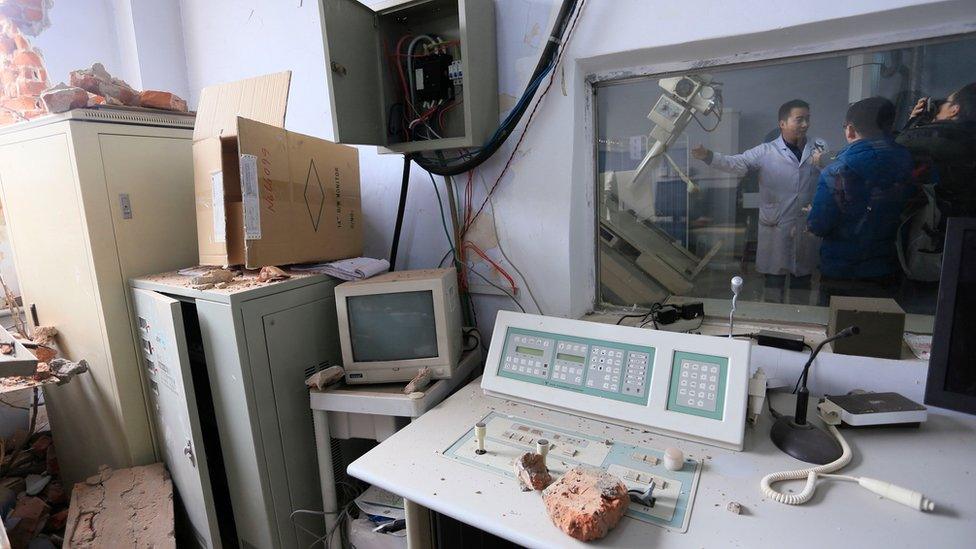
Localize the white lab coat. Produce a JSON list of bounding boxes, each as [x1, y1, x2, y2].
[[709, 136, 822, 276]]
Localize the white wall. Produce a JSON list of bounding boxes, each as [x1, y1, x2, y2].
[[167, 0, 976, 336], [25, 0, 976, 336], [31, 0, 126, 85]]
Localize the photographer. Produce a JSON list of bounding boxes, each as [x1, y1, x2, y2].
[[897, 83, 976, 219]]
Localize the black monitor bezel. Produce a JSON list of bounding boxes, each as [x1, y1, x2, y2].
[[925, 217, 976, 415]]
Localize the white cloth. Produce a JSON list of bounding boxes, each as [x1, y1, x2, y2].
[[292, 257, 390, 281], [709, 135, 822, 276]]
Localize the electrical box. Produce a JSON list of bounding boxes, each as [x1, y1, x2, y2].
[[319, 0, 498, 153]]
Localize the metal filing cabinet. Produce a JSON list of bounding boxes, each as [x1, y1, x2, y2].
[[130, 273, 342, 548], [0, 108, 197, 485]]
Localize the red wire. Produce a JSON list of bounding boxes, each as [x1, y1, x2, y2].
[[463, 242, 517, 294]]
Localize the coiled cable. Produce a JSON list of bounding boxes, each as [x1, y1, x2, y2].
[[760, 423, 852, 505]]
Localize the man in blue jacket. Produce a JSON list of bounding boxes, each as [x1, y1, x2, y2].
[[807, 97, 915, 301]]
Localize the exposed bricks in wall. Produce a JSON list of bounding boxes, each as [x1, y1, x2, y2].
[[0, 0, 53, 125]]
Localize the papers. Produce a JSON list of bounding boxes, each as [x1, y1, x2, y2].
[[292, 257, 389, 281]]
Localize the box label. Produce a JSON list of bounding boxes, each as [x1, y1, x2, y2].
[[240, 154, 261, 240], [210, 171, 226, 243]]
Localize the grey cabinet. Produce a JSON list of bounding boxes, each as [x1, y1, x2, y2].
[[130, 273, 342, 548]]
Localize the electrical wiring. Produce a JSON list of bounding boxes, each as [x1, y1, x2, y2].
[[462, 241, 517, 294], [411, 0, 582, 175], [466, 264, 526, 313], [458, 0, 586, 235]]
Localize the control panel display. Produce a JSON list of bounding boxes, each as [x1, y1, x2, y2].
[[498, 327, 655, 405], [483, 311, 752, 450]]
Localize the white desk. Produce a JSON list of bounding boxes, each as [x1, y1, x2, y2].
[[310, 348, 481, 547], [348, 379, 976, 548]]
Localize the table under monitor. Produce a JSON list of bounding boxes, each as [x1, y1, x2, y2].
[[346, 312, 976, 548]]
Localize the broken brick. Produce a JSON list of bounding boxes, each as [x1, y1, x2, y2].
[[139, 90, 187, 112], [11, 49, 42, 68], [257, 265, 290, 282], [30, 433, 52, 456], [47, 508, 68, 532], [69, 63, 139, 106], [8, 495, 50, 547], [513, 452, 552, 491], [2, 94, 37, 111], [542, 467, 629, 542], [43, 480, 66, 506]]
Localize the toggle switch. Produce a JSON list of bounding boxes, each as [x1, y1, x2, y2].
[[664, 447, 684, 471], [536, 439, 549, 467], [475, 422, 487, 455]]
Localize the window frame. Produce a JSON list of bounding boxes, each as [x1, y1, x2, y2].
[[590, 30, 976, 333]]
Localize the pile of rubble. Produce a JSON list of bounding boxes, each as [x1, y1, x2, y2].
[[40, 62, 187, 115], [1, 430, 68, 548]]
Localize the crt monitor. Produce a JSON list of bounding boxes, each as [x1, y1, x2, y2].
[[925, 217, 976, 415], [335, 268, 462, 384]]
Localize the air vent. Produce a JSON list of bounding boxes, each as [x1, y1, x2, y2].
[[76, 107, 195, 129]]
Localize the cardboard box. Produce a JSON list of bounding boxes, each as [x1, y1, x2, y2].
[[828, 296, 905, 359], [193, 71, 362, 268]]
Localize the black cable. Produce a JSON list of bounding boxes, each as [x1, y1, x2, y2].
[[791, 343, 817, 394], [389, 155, 412, 270], [411, 0, 580, 175], [616, 313, 649, 326]]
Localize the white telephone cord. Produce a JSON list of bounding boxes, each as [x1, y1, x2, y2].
[[761, 415, 935, 511]]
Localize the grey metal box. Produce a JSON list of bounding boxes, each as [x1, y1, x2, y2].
[[319, 0, 498, 153], [828, 296, 905, 359], [130, 273, 342, 548]]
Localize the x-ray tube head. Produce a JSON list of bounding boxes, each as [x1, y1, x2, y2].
[[633, 74, 718, 186]]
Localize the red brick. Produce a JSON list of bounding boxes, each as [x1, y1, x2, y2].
[[0, 68, 17, 86], [22, 108, 45, 119], [140, 90, 188, 112], [17, 77, 47, 96], [514, 452, 552, 491], [47, 508, 68, 532], [13, 32, 28, 51], [542, 467, 629, 542], [0, 110, 19, 126], [3, 95, 37, 111], [12, 50, 42, 68], [22, 7, 42, 21], [0, 35, 15, 55]]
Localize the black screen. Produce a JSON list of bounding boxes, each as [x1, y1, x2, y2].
[[944, 229, 976, 396]]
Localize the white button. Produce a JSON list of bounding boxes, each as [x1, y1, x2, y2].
[[709, 384, 716, 391], [587, 380, 595, 387], [679, 388, 687, 395], [697, 400, 705, 407], [680, 379, 687, 386], [691, 372, 698, 379], [574, 376, 582, 383], [707, 393, 714, 400], [603, 382, 610, 389], [506, 357, 511, 362], [711, 366, 719, 373], [681, 371, 688, 377], [687, 398, 696, 405], [518, 366, 525, 372], [544, 341, 550, 347], [710, 375, 717, 382], [533, 369, 540, 375], [698, 391, 705, 398]]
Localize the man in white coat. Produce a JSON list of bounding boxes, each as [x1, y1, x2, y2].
[[691, 99, 824, 301]]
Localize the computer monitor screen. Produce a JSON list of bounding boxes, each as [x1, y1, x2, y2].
[[941, 227, 975, 396], [347, 291, 439, 362], [926, 218, 976, 414]]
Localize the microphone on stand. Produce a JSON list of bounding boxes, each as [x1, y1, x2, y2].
[[770, 326, 861, 464]]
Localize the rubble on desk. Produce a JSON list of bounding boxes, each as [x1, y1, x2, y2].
[[258, 265, 290, 283], [38, 63, 189, 117], [403, 367, 432, 394], [305, 365, 344, 391], [542, 466, 629, 541], [514, 452, 552, 491]]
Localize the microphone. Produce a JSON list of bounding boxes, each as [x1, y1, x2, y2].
[[728, 276, 743, 337], [794, 326, 860, 424], [813, 138, 827, 153], [770, 325, 861, 464]]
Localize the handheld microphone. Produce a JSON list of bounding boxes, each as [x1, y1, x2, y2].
[[813, 138, 827, 153], [728, 276, 743, 337]]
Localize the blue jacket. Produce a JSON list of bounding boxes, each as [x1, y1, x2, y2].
[[807, 136, 914, 279]]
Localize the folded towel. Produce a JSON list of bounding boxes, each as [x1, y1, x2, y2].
[[292, 257, 390, 281]]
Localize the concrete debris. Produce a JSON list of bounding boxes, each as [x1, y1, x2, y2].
[[214, 282, 228, 289], [0, 342, 12, 354], [38, 82, 103, 114], [46, 358, 88, 385], [29, 326, 57, 347], [542, 466, 629, 541], [191, 283, 213, 290], [139, 90, 187, 112], [30, 345, 55, 363], [305, 365, 344, 390], [407, 391, 424, 400], [727, 501, 742, 515], [7, 496, 49, 547], [258, 265, 290, 282], [69, 63, 139, 106], [189, 268, 235, 286], [25, 473, 49, 496], [513, 452, 552, 492], [64, 464, 175, 549], [403, 367, 432, 394]]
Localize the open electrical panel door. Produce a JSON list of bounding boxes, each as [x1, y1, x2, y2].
[[131, 289, 221, 548], [320, 0, 386, 146]]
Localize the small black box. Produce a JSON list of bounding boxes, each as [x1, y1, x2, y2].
[[413, 53, 455, 103], [828, 296, 905, 359], [756, 330, 805, 352]]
